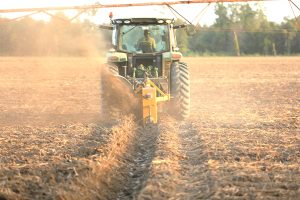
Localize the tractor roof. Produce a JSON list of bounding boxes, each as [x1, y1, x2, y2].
[[111, 17, 174, 25]]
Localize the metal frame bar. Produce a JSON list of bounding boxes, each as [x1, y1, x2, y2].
[[191, 3, 211, 24], [147, 79, 170, 102], [0, 11, 41, 23], [0, 0, 270, 13], [289, 0, 300, 11], [166, 4, 194, 25], [288, 0, 300, 28], [41, 11, 70, 22]]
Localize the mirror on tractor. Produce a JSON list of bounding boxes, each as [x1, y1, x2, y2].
[[173, 24, 196, 36], [173, 24, 186, 29]]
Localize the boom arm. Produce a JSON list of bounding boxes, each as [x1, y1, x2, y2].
[[0, 0, 273, 13]]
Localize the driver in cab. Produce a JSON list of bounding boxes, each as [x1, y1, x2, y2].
[[136, 30, 156, 53]]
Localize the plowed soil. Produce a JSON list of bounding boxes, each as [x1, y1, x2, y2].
[[0, 57, 299, 200]]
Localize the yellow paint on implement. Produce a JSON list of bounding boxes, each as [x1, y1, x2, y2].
[[142, 79, 170, 125], [142, 84, 157, 124]]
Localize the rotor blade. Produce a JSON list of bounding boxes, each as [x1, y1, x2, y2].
[[0, 0, 273, 13]]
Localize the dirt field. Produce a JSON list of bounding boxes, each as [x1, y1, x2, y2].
[[0, 57, 299, 199]]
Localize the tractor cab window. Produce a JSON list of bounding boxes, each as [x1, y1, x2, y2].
[[119, 24, 169, 53]]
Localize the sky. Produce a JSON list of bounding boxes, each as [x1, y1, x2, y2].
[[0, 0, 299, 26]]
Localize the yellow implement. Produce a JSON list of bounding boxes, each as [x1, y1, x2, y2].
[[141, 79, 170, 125]]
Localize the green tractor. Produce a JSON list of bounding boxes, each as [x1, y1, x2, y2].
[[100, 17, 190, 124]]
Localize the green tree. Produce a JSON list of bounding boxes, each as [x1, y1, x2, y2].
[[174, 19, 189, 54], [281, 17, 298, 54], [213, 3, 233, 54]]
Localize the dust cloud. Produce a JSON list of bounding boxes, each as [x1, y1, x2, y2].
[[100, 65, 140, 122], [0, 14, 114, 125], [0, 14, 107, 57]]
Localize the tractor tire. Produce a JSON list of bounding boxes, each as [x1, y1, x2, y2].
[[170, 61, 190, 119]]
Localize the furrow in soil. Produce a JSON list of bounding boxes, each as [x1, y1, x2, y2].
[[175, 121, 216, 199]]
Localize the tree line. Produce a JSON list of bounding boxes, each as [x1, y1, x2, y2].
[[176, 3, 300, 56]]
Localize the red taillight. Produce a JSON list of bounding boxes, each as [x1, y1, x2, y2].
[[172, 53, 181, 59], [109, 12, 113, 19]]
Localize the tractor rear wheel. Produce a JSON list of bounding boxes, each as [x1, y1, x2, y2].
[[170, 61, 190, 119]]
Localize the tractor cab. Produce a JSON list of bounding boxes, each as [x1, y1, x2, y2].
[[106, 18, 183, 80]]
